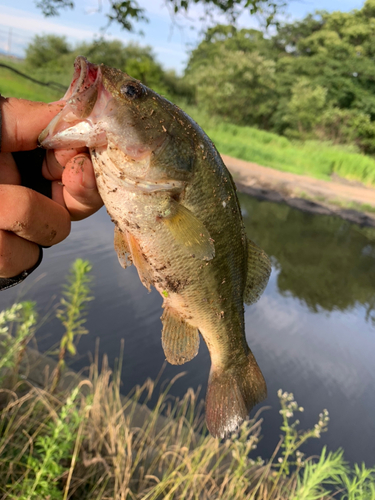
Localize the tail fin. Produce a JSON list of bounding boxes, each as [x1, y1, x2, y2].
[[205, 351, 267, 438]]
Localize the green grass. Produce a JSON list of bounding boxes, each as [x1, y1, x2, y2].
[[0, 58, 62, 102], [2, 56, 375, 188], [183, 105, 375, 188]]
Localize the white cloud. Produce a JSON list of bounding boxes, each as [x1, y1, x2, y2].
[[0, 6, 99, 40]]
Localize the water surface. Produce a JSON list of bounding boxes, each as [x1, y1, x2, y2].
[[0, 194, 374, 465]]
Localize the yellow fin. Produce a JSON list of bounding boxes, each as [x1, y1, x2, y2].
[[161, 305, 200, 365], [127, 233, 153, 292], [162, 201, 215, 261], [114, 227, 132, 269], [244, 239, 271, 305]]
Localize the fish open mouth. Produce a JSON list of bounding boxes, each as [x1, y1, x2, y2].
[[38, 56, 106, 148], [63, 56, 100, 102]]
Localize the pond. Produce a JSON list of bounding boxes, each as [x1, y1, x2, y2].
[[1, 193, 374, 466]]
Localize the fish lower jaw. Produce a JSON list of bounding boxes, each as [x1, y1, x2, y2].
[[121, 175, 185, 194], [91, 149, 185, 195], [99, 169, 185, 195]]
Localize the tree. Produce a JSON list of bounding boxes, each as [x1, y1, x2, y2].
[[186, 24, 276, 74], [187, 45, 277, 127], [25, 34, 71, 68], [282, 78, 327, 138], [24, 35, 194, 100], [270, 0, 375, 145], [35, 0, 286, 32], [272, 0, 375, 117]]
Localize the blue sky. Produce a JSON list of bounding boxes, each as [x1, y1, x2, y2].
[[0, 0, 366, 73]]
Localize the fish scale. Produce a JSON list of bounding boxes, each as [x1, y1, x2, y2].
[[39, 56, 272, 438]]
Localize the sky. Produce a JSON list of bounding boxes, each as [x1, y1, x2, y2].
[[0, 0, 366, 73]]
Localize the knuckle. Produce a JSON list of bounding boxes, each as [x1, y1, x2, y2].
[[0, 185, 34, 231]]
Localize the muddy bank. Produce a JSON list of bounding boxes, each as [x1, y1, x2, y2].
[[222, 154, 375, 227]]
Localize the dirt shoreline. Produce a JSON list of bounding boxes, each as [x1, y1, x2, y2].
[[222, 154, 375, 228]]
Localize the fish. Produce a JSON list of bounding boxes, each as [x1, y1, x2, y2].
[[39, 56, 272, 438]]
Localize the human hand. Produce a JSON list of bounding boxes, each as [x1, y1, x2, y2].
[[0, 97, 103, 280]]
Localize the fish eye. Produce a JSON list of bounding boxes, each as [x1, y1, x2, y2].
[[120, 82, 143, 100]]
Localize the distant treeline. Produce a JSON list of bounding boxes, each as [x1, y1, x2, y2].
[[26, 0, 375, 154]]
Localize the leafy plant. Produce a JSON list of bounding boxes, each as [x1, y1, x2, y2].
[[0, 302, 37, 384], [8, 386, 87, 500], [52, 259, 93, 389]]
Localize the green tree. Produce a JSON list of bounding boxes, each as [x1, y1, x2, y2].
[[283, 78, 327, 138], [25, 34, 71, 68], [316, 107, 375, 154], [272, 1, 375, 117], [187, 46, 277, 127], [270, 0, 375, 146], [186, 24, 276, 74], [23, 35, 193, 101], [186, 26, 278, 126]]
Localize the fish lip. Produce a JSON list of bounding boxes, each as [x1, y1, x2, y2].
[[63, 56, 100, 101]]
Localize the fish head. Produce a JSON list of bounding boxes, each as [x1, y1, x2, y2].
[[39, 56, 195, 187]]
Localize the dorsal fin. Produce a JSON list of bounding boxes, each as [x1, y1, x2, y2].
[[244, 239, 271, 305]]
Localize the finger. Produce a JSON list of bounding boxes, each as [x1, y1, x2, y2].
[[59, 154, 103, 221], [0, 97, 65, 153], [42, 147, 89, 181], [0, 152, 21, 185], [0, 230, 40, 278], [0, 185, 71, 246]]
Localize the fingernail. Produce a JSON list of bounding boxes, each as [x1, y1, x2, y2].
[[47, 149, 64, 169]]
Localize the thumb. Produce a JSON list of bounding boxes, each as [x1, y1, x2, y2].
[[0, 97, 65, 152], [58, 154, 103, 221]]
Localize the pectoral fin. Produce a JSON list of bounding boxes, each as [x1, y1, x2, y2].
[[162, 201, 215, 261], [244, 239, 271, 305], [161, 305, 200, 365], [114, 226, 132, 269]]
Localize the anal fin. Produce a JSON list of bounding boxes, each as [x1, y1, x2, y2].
[[114, 226, 132, 269], [161, 306, 200, 365], [244, 239, 271, 305]]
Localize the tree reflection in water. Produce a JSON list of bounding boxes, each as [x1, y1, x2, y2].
[[239, 193, 375, 324]]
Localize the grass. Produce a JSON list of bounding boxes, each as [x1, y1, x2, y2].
[[0, 57, 63, 102], [182, 105, 375, 188], [2, 55, 375, 188], [0, 259, 374, 499]]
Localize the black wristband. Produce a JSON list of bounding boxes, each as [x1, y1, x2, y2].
[[0, 246, 43, 291]]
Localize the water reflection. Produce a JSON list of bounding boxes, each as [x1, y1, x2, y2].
[[239, 193, 375, 322]]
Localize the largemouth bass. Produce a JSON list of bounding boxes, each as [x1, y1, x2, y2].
[[39, 56, 271, 438]]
